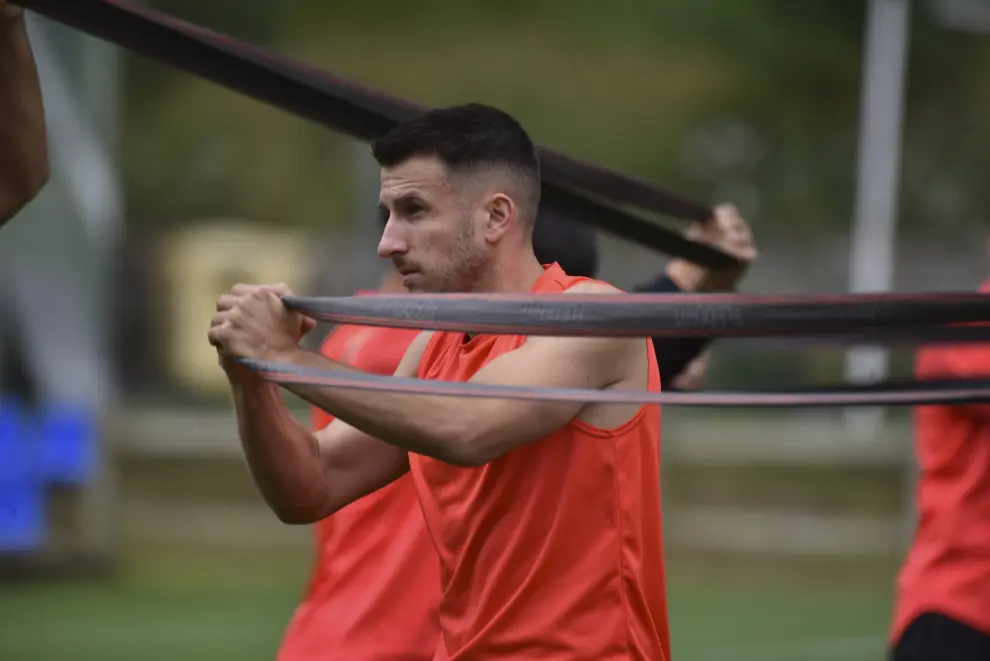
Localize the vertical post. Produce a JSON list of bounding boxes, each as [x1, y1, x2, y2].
[[843, 0, 911, 440], [79, 34, 122, 560], [25, 14, 123, 562]]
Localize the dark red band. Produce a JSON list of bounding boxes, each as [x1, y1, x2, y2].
[[15, 0, 736, 267]]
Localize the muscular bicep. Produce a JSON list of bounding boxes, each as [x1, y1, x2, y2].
[[308, 331, 434, 513], [462, 284, 646, 460]]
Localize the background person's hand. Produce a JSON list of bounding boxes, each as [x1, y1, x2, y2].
[[666, 203, 758, 292], [670, 350, 710, 391]]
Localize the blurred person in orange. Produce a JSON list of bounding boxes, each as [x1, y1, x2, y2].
[[0, 0, 48, 225], [275, 260, 438, 661], [889, 238, 990, 661]]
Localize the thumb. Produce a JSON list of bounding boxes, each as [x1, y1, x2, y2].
[[293, 315, 317, 341], [301, 316, 317, 336]]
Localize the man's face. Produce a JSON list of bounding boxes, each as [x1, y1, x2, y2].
[[377, 156, 488, 293]]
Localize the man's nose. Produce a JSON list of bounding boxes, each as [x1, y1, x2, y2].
[[377, 219, 408, 258]]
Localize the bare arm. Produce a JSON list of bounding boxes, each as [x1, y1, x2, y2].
[[0, 3, 48, 224], [226, 333, 431, 524], [277, 282, 645, 467], [638, 204, 757, 387]]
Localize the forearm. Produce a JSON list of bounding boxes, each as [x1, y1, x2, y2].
[[652, 336, 711, 389], [231, 375, 333, 521], [636, 271, 713, 388], [0, 11, 48, 223], [277, 348, 474, 465]]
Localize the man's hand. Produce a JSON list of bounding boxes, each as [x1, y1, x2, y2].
[[1, 0, 23, 21], [670, 350, 709, 391], [666, 204, 757, 292], [208, 283, 316, 365]]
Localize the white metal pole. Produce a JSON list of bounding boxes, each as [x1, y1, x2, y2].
[[26, 15, 124, 560], [843, 0, 911, 440]]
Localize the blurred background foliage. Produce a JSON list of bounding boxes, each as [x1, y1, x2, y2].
[[122, 0, 990, 235]]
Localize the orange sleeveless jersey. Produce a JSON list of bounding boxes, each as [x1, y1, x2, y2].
[[891, 282, 990, 641], [278, 298, 442, 661], [411, 264, 670, 661]]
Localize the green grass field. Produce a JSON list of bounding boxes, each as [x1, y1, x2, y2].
[[0, 544, 897, 661]]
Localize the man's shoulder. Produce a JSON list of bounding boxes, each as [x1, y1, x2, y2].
[[560, 279, 624, 295], [401, 330, 440, 378]]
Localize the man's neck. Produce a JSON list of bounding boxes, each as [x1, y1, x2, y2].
[[460, 253, 546, 343], [483, 252, 547, 294]]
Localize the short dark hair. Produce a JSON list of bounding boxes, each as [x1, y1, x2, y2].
[[371, 103, 541, 220], [532, 210, 599, 278]]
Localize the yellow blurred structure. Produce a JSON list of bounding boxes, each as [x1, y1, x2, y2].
[[159, 221, 315, 395]]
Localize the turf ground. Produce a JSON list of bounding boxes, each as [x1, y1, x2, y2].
[[0, 543, 897, 661]]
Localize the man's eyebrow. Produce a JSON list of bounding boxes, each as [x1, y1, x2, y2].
[[381, 193, 427, 208]]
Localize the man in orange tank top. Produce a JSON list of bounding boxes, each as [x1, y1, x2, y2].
[[888, 250, 990, 660], [210, 102, 733, 660], [275, 207, 755, 660]]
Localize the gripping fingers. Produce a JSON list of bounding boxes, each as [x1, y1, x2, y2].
[[208, 311, 234, 348], [207, 324, 226, 348], [216, 293, 241, 311], [230, 283, 263, 296], [260, 283, 293, 296]]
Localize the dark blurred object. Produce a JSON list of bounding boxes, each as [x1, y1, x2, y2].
[[532, 211, 598, 278], [112, 230, 164, 396], [0, 311, 38, 407]]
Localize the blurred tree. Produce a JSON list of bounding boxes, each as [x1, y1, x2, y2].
[[118, 0, 990, 240]]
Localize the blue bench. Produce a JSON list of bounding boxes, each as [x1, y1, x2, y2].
[[0, 398, 97, 552]]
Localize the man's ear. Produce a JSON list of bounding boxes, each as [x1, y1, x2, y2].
[[483, 193, 514, 241]]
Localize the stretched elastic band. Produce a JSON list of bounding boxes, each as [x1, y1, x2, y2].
[[17, 0, 737, 267], [282, 291, 990, 339], [239, 358, 990, 408]]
